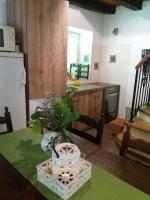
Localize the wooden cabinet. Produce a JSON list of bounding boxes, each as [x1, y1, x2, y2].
[[6, 0, 68, 99], [74, 91, 103, 121], [73, 90, 103, 130]]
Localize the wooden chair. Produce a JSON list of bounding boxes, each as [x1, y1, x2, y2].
[[0, 107, 13, 135], [70, 63, 80, 80], [78, 64, 90, 80], [67, 115, 104, 145], [70, 64, 90, 80]]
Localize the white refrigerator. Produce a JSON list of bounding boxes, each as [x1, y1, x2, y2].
[[0, 52, 26, 131]]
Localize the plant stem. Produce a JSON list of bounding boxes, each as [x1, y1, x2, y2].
[[61, 129, 67, 142]]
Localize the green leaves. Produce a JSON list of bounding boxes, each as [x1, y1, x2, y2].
[[29, 119, 43, 134], [29, 87, 80, 135], [31, 111, 43, 120]]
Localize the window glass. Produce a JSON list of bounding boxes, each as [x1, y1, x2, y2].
[[67, 26, 93, 80]]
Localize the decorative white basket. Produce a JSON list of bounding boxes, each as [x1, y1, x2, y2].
[[36, 157, 92, 200]]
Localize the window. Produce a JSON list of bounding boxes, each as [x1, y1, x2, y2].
[[67, 26, 93, 80]]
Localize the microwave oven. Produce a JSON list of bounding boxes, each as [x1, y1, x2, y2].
[[0, 26, 15, 52]]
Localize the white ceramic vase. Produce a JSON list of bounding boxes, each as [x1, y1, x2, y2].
[[41, 129, 58, 154]]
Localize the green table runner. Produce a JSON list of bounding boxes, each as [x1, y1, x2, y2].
[[0, 128, 149, 200]]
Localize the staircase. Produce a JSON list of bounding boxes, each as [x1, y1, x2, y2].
[[116, 108, 150, 167], [116, 50, 150, 167]]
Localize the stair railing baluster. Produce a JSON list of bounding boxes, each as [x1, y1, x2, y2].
[[130, 69, 139, 122], [130, 50, 150, 122]]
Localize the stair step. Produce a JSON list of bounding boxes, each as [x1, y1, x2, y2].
[[116, 132, 150, 154], [116, 132, 137, 142], [110, 118, 125, 128], [125, 118, 150, 133], [126, 149, 150, 167], [140, 105, 150, 116], [131, 128, 150, 143], [116, 133, 150, 167], [137, 110, 150, 123]]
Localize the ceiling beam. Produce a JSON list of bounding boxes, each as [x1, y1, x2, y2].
[[119, 0, 143, 10], [68, 0, 116, 14]]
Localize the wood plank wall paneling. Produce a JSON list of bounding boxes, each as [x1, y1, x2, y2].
[[6, 0, 68, 99], [26, 0, 68, 99], [43, 0, 68, 97], [26, 0, 44, 99]]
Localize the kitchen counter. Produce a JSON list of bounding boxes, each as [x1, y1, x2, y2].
[[68, 82, 119, 94], [70, 84, 103, 94], [69, 82, 120, 123], [92, 82, 120, 87]]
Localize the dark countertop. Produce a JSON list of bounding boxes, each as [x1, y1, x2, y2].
[[69, 82, 120, 94], [92, 82, 120, 87]]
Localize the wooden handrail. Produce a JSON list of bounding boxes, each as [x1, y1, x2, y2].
[[135, 54, 150, 69]]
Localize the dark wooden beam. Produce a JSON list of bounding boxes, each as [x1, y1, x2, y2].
[[68, 0, 116, 14], [119, 0, 143, 10]]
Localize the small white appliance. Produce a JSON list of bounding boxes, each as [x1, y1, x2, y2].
[[0, 26, 15, 52]]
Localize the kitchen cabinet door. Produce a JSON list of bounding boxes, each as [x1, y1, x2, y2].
[[73, 90, 103, 130], [92, 90, 103, 121]]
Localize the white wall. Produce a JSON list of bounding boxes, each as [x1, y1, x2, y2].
[[100, 44, 131, 118], [101, 0, 150, 118], [69, 5, 104, 80], [0, 0, 7, 25]]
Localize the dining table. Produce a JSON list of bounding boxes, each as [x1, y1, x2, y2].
[[0, 128, 149, 200]]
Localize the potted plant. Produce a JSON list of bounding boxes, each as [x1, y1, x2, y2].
[[30, 87, 80, 153]]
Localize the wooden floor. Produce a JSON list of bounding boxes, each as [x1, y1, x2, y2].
[[70, 123, 150, 195], [101, 123, 120, 155]]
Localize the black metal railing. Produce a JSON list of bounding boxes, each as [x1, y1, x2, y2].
[[130, 49, 150, 122]]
